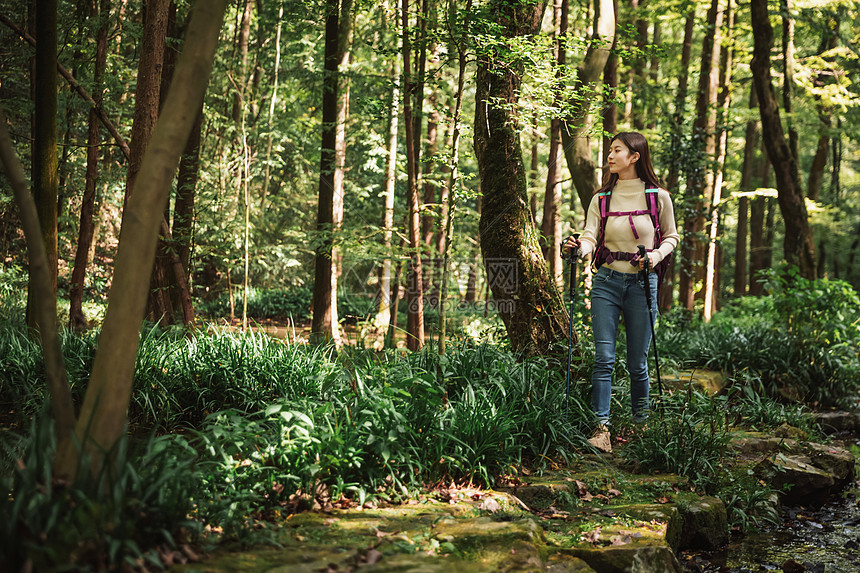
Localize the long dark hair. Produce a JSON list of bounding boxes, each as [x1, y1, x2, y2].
[[596, 132, 664, 195]]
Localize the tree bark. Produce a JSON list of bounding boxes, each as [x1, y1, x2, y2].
[[69, 0, 110, 331], [27, 0, 59, 331], [750, 0, 816, 278], [704, 0, 734, 321], [678, 0, 722, 311], [474, 0, 570, 356], [402, 0, 425, 350], [0, 102, 76, 453], [560, 0, 615, 213], [734, 85, 759, 297], [55, 0, 227, 480], [311, 0, 346, 344]]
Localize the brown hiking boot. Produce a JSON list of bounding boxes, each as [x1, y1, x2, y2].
[[588, 425, 612, 453]]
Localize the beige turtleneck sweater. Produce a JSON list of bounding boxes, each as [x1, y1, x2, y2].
[[578, 178, 680, 273]]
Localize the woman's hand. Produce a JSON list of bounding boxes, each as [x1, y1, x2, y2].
[[563, 236, 581, 254], [638, 252, 657, 270]]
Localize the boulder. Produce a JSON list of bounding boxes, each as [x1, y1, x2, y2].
[[673, 494, 728, 550], [754, 454, 836, 505], [567, 544, 681, 573]]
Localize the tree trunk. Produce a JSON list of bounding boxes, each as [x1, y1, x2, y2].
[[807, 15, 838, 201], [678, 0, 722, 312], [704, 0, 734, 321], [69, 0, 109, 331], [311, 0, 351, 344], [27, 0, 59, 331], [330, 0, 354, 343], [561, 0, 615, 213], [541, 0, 568, 288], [735, 85, 759, 297], [474, 0, 569, 356], [55, 0, 227, 480], [374, 52, 400, 344], [437, 0, 472, 354], [402, 0, 425, 350], [750, 0, 816, 278]]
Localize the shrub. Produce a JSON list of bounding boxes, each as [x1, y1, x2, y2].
[[0, 418, 201, 571]]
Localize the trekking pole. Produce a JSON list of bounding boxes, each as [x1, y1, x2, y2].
[[561, 233, 580, 420], [638, 245, 664, 414]]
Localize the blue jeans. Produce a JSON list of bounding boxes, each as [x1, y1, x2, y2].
[[590, 266, 657, 425]]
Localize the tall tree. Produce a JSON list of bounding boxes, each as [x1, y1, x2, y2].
[[311, 0, 352, 344], [402, 0, 425, 349], [561, 0, 615, 213], [704, 0, 734, 320], [54, 0, 227, 480], [27, 0, 59, 331], [678, 0, 722, 311], [474, 0, 569, 356], [69, 0, 110, 331], [750, 0, 816, 277], [540, 0, 569, 289]]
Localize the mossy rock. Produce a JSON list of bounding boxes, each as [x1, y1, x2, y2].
[[607, 504, 683, 552], [564, 543, 681, 573], [672, 493, 728, 550]]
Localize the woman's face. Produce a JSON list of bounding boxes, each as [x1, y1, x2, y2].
[[607, 139, 639, 179]]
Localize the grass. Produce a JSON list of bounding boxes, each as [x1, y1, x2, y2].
[[1, 267, 857, 567]]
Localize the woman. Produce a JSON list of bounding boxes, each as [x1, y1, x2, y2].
[[565, 132, 680, 453]]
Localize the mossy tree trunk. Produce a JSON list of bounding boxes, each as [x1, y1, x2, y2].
[[474, 0, 570, 357]]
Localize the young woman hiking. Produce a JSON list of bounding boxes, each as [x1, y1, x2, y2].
[[564, 132, 680, 453]]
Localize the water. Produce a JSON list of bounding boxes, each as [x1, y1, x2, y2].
[[683, 443, 860, 573]]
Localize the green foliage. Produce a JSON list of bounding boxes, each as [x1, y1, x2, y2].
[[0, 417, 201, 571], [0, 264, 27, 324], [620, 389, 732, 492], [197, 287, 313, 322], [657, 267, 860, 408], [718, 469, 782, 533]]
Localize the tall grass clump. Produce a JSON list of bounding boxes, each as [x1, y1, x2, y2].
[[657, 265, 860, 408], [1, 417, 201, 571]]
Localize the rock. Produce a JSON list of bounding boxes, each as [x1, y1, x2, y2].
[[609, 504, 683, 552], [755, 454, 835, 505], [782, 558, 805, 573], [673, 494, 728, 550], [432, 516, 545, 549], [803, 442, 855, 485], [663, 370, 726, 395], [814, 411, 860, 434], [773, 423, 809, 440], [568, 543, 682, 573]]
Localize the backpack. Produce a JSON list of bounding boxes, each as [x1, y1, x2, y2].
[[593, 186, 672, 290]]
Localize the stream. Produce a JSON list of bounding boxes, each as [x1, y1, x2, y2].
[[684, 440, 860, 573]]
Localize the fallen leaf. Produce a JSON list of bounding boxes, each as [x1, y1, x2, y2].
[[607, 488, 622, 498], [582, 528, 601, 543], [611, 534, 632, 546], [481, 497, 502, 513]]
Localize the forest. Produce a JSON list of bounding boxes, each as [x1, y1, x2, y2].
[[1, 0, 860, 570]]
